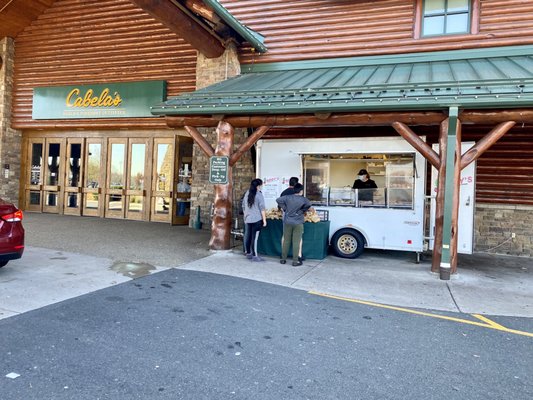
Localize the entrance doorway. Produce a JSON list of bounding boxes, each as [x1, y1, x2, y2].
[[105, 138, 149, 220], [23, 135, 193, 224], [25, 138, 65, 214]]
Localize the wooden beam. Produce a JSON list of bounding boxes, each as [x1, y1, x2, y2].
[[391, 122, 440, 169], [185, 0, 221, 24], [166, 109, 533, 128], [460, 110, 533, 125], [128, 0, 225, 58], [209, 121, 234, 250], [460, 121, 516, 169], [184, 126, 215, 157], [166, 112, 447, 128], [229, 126, 270, 166]]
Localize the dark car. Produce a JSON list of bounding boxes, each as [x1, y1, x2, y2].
[[0, 198, 24, 268]]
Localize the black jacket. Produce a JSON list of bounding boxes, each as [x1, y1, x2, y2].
[[276, 194, 311, 225]]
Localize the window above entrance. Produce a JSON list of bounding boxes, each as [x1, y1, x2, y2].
[[415, 0, 480, 38]]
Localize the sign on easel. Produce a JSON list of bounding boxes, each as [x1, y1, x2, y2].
[[209, 156, 229, 184]]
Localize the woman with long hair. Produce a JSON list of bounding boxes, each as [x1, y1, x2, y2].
[[242, 178, 267, 262]]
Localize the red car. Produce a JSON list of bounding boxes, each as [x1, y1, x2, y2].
[[0, 198, 24, 268]]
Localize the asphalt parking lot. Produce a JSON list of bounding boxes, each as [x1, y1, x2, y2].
[[1, 213, 532, 321]]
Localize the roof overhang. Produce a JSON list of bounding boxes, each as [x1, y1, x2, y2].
[[129, 0, 265, 58], [152, 45, 533, 118], [0, 0, 266, 58], [0, 0, 54, 38]]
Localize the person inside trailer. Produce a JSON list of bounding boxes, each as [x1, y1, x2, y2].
[[352, 168, 378, 203]]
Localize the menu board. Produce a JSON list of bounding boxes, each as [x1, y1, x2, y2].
[[262, 176, 293, 200]]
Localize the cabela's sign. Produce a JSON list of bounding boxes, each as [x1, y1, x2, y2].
[[32, 81, 166, 119]]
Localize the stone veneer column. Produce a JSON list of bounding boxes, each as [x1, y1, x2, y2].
[[0, 37, 22, 206], [190, 44, 255, 228]]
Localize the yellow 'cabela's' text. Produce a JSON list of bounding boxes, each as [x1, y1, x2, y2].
[[66, 88, 122, 107]]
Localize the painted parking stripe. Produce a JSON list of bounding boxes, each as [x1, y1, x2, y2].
[[309, 291, 533, 338]]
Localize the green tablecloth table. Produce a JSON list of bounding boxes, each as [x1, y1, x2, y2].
[[257, 219, 330, 260]]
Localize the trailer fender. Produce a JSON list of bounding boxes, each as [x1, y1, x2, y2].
[[330, 228, 366, 259]]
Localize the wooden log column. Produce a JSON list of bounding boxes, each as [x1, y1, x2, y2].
[[449, 122, 462, 273], [439, 107, 459, 280], [210, 121, 234, 250], [396, 117, 516, 275], [449, 120, 516, 273], [184, 123, 271, 251], [432, 118, 450, 273]]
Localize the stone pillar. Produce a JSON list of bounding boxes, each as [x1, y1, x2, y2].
[[0, 37, 22, 206], [190, 44, 255, 228]]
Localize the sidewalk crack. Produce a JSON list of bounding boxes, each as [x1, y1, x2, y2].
[[290, 261, 323, 286], [446, 283, 462, 313]]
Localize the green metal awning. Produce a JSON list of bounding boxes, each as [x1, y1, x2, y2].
[[151, 46, 533, 116]]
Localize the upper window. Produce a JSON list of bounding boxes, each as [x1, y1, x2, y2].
[[422, 0, 471, 36]]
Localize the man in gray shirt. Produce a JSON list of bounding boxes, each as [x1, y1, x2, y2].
[[276, 183, 312, 266]]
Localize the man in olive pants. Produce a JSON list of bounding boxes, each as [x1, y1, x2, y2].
[[276, 183, 312, 267]]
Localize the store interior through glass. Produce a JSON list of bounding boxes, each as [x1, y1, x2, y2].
[[303, 153, 415, 209]]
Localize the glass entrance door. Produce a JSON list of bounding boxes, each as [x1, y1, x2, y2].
[[42, 140, 64, 213], [151, 139, 174, 222], [23, 136, 179, 223], [105, 138, 149, 220], [64, 139, 84, 216], [83, 139, 104, 217], [25, 139, 44, 212], [125, 140, 149, 220], [173, 136, 193, 225], [106, 139, 127, 219]]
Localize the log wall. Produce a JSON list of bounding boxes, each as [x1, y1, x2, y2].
[[221, 0, 533, 64], [12, 0, 197, 129]]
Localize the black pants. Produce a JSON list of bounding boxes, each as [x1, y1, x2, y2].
[[244, 220, 263, 257]]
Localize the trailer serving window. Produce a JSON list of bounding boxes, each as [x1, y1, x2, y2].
[[303, 153, 415, 209]]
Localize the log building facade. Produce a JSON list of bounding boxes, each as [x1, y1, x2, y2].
[[0, 0, 532, 262]]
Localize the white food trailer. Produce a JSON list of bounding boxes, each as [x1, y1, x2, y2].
[[257, 137, 475, 260]]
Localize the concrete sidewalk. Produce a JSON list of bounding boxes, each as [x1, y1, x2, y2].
[[1, 213, 532, 319], [179, 249, 533, 318], [0, 246, 171, 319]]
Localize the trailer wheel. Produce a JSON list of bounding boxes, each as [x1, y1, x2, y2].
[[331, 229, 365, 259]]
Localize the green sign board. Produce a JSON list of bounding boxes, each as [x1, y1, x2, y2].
[[209, 156, 229, 184], [32, 80, 166, 119]]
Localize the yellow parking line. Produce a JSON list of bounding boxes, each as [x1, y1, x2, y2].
[[308, 291, 533, 338], [471, 314, 507, 330]]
